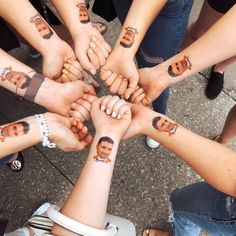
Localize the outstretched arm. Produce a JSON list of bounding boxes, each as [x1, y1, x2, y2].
[[134, 5, 236, 104], [52, 96, 131, 235], [124, 104, 236, 197]]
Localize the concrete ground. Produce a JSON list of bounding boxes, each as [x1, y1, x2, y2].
[[1, 1, 236, 235]]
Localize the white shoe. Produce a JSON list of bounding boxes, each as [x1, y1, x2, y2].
[[146, 136, 160, 149]]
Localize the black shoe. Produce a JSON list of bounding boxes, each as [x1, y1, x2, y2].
[[7, 152, 24, 172], [205, 65, 224, 99]]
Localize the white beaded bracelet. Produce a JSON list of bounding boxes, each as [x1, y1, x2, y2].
[[35, 114, 56, 148]]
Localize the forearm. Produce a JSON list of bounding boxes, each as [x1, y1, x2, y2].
[[0, 0, 60, 57], [114, 0, 167, 55], [52, 131, 121, 234], [0, 49, 59, 110], [51, 0, 90, 40], [142, 109, 236, 197], [154, 5, 236, 87], [0, 116, 41, 158]]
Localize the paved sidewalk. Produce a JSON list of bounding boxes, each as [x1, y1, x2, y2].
[[1, 1, 236, 235]]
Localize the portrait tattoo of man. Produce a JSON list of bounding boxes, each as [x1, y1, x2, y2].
[[152, 116, 178, 136], [120, 26, 138, 48], [0, 121, 30, 142], [93, 136, 114, 163], [0, 66, 31, 89], [168, 55, 192, 77], [76, 2, 90, 24], [30, 13, 53, 39]]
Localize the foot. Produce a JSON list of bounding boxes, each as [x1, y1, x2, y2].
[[205, 65, 224, 100], [143, 228, 172, 236], [146, 136, 160, 149]]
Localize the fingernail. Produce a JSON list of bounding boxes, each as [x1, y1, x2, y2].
[[88, 48, 94, 54], [117, 114, 121, 119], [126, 95, 130, 100], [106, 109, 111, 115], [64, 64, 69, 69], [111, 111, 116, 118], [101, 105, 105, 111], [91, 36, 97, 42], [89, 69, 96, 75], [62, 69, 68, 74], [90, 42, 96, 48], [71, 103, 76, 108]]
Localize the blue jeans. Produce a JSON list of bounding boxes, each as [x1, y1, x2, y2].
[[112, 0, 193, 114], [170, 182, 236, 236], [0, 154, 15, 164]]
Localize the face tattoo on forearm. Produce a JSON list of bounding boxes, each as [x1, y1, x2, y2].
[[168, 55, 192, 77], [152, 116, 178, 136], [30, 13, 53, 39], [0, 67, 31, 89], [76, 2, 90, 24], [120, 26, 138, 48], [93, 136, 114, 164], [0, 121, 30, 142]]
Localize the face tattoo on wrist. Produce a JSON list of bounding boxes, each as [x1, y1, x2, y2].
[[168, 55, 192, 77], [0, 121, 30, 142], [120, 26, 138, 48], [0, 67, 32, 89], [93, 136, 114, 164], [152, 116, 178, 136], [76, 2, 90, 24], [30, 13, 53, 39]]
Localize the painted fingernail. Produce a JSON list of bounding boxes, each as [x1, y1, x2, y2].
[[89, 69, 96, 75], [106, 109, 111, 115], [101, 105, 105, 111], [117, 114, 121, 119], [90, 42, 96, 48], [88, 48, 94, 54], [112, 111, 116, 118]]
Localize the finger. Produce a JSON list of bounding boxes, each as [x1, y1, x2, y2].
[[61, 73, 71, 83], [77, 126, 89, 140], [67, 59, 90, 80], [84, 134, 93, 144], [69, 110, 85, 122], [81, 94, 98, 104], [100, 69, 112, 81], [89, 41, 106, 67], [64, 63, 83, 79], [110, 98, 126, 118], [109, 76, 122, 94], [130, 87, 144, 103], [83, 83, 96, 96], [71, 102, 90, 121], [62, 69, 79, 81], [104, 72, 118, 87], [118, 78, 128, 96], [76, 98, 92, 113], [100, 95, 112, 111], [117, 104, 131, 120], [91, 36, 109, 59], [71, 118, 84, 129], [104, 95, 120, 116], [133, 93, 146, 104], [141, 97, 150, 106], [87, 48, 100, 70], [124, 77, 139, 100], [78, 54, 97, 75]]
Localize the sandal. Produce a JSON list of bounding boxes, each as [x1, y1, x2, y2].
[[142, 228, 172, 236], [7, 152, 24, 172], [92, 21, 108, 35]]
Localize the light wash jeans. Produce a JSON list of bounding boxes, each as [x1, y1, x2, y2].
[[112, 0, 193, 114], [170, 182, 236, 236]]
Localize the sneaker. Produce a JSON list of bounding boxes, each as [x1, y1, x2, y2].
[[146, 136, 160, 149], [7, 152, 24, 172], [205, 65, 224, 99], [28, 47, 41, 59]]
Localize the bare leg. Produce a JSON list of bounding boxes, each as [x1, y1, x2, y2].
[[217, 104, 236, 145]]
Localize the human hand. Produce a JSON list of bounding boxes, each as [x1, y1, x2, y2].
[[130, 67, 170, 105], [45, 112, 93, 151], [100, 47, 139, 99], [91, 96, 132, 139], [73, 25, 111, 75]]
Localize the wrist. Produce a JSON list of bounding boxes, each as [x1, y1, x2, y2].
[[153, 64, 172, 88], [95, 130, 122, 143]]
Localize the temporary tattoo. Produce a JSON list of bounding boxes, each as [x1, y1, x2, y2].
[[30, 13, 53, 39], [24, 73, 45, 102], [76, 2, 90, 23], [0, 67, 31, 89], [168, 56, 192, 77], [120, 26, 138, 48], [93, 136, 114, 163], [152, 116, 178, 136], [0, 121, 30, 142]]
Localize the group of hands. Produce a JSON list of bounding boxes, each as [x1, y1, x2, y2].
[[39, 21, 164, 152]]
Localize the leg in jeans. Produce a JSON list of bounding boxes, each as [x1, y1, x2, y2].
[[113, 0, 193, 114], [0, 154, 16, 164], [170, 182, 236, 236]]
